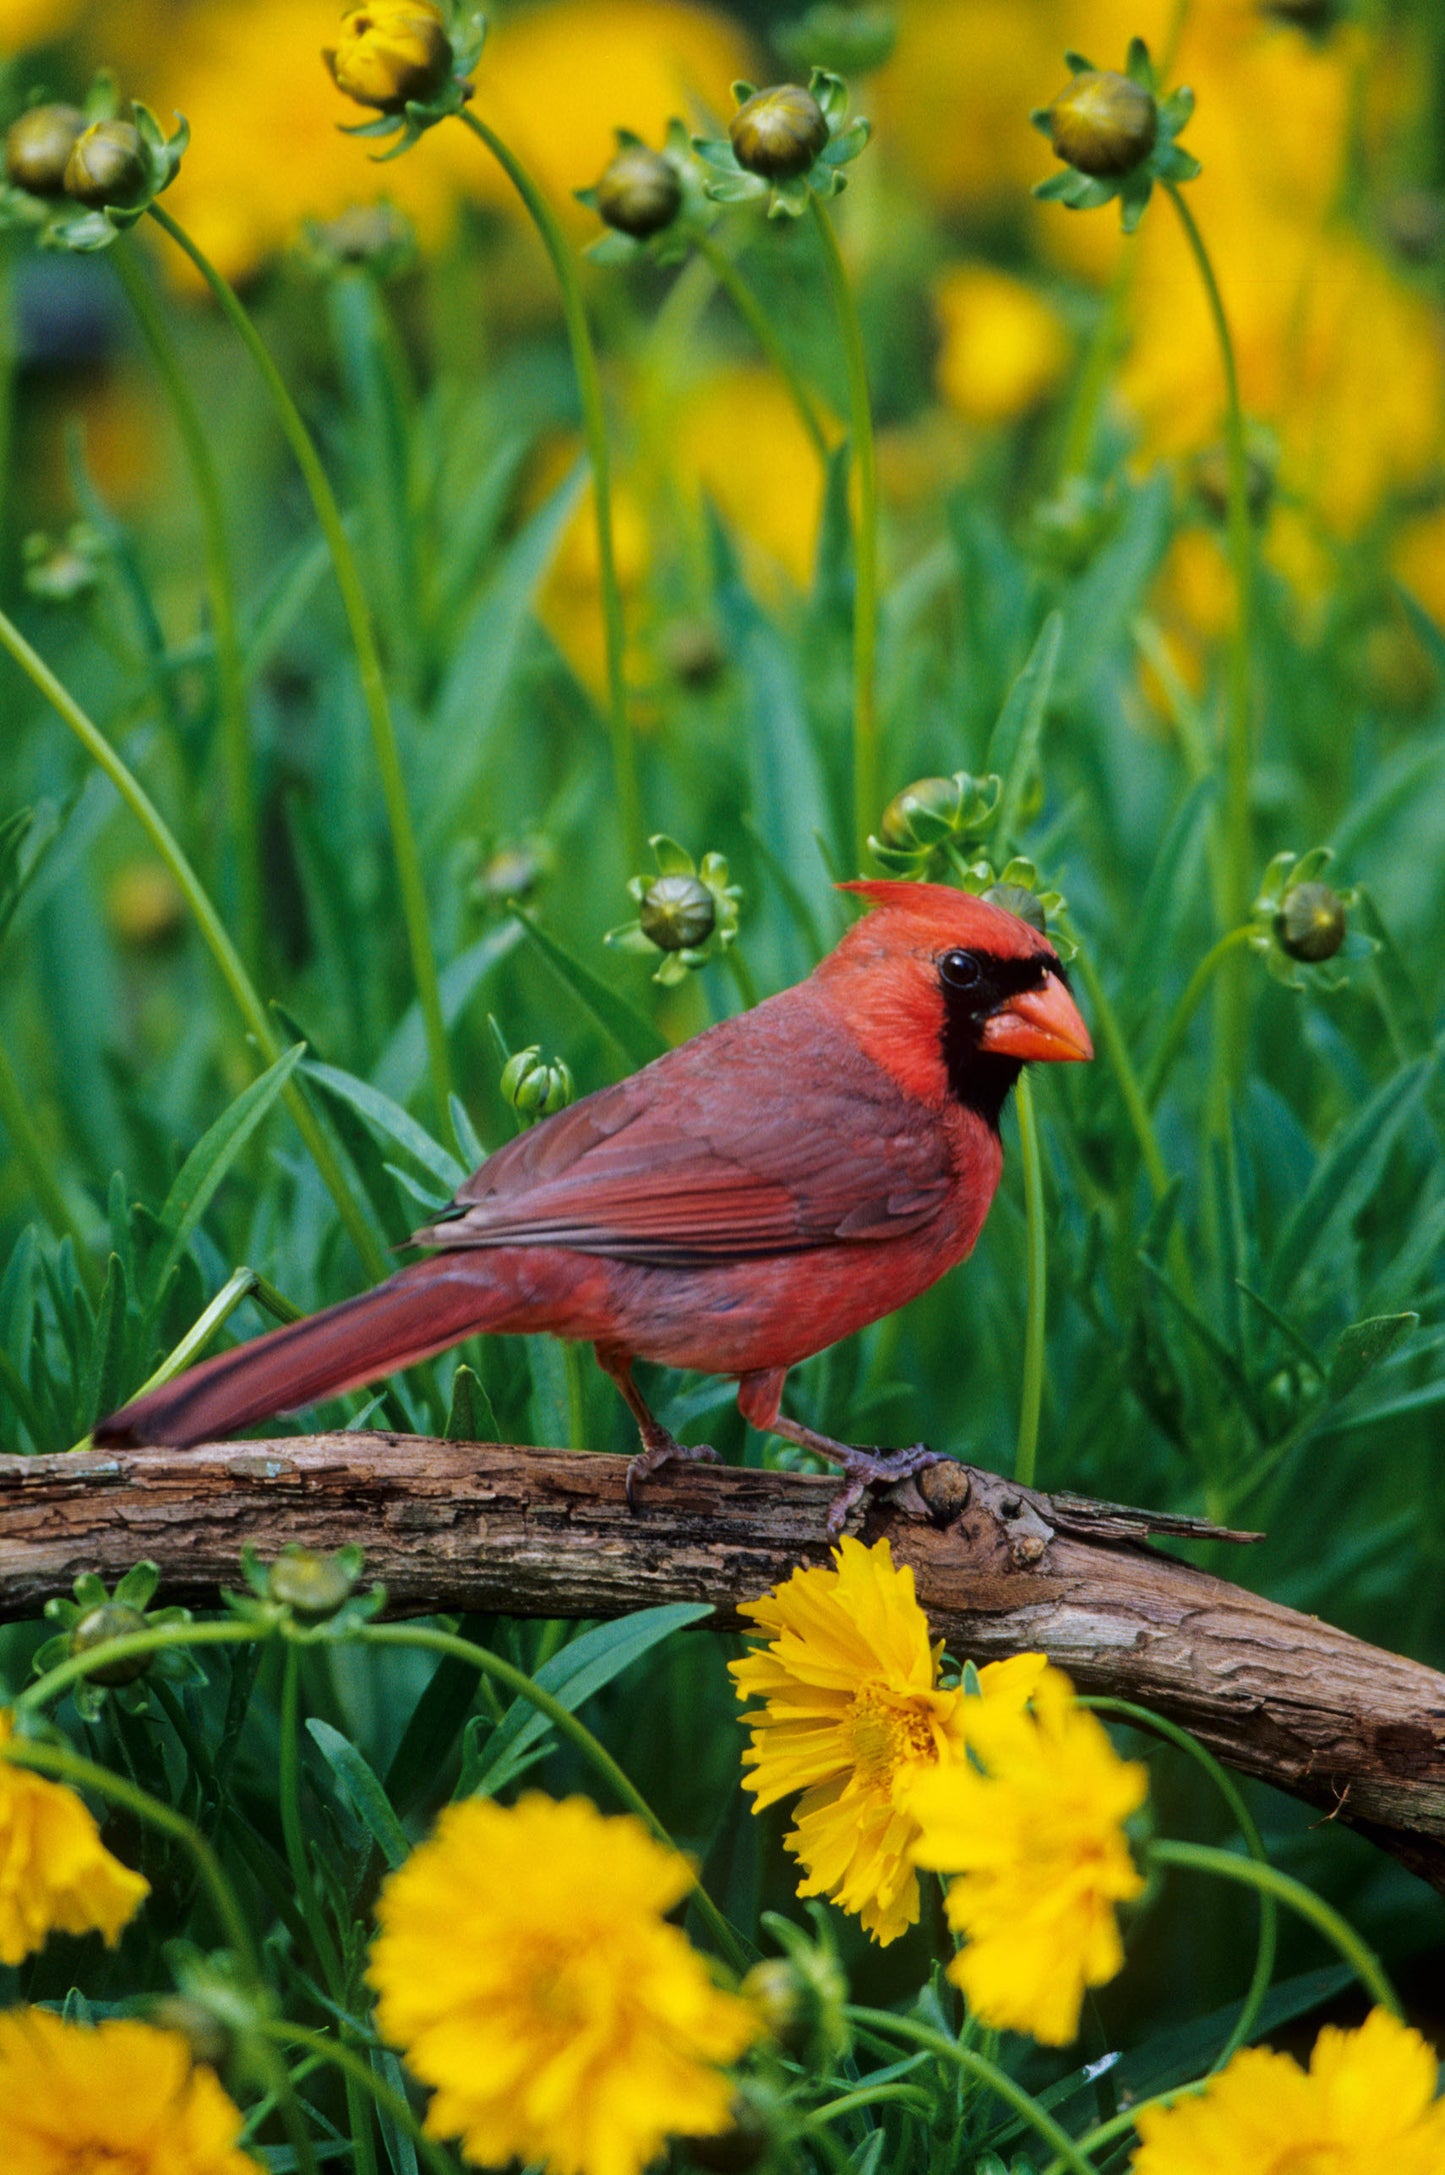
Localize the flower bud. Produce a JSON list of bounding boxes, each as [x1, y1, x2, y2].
[[324, 3, 454, 115], [984, 882, 1048, 936], [662, 617, 726, 687], [69, 1602, 151, 1686], [595, 145, 682, 239], [1193, 441, 1274, 524], [1046, 69, 1158, 177], [729, 84, 830, 180], [879, 776, 961, 850], [266, 1545, 360, 1621], [64, 120, 149, 210], [106, 861, 185, 950], [638, 872, 716, 951], [1276, 881, 1346, 962], [501, 1046, 574, 1121], [4, 104, 85, 197], [742, 1946, 848, 2069], [147, 1996, 233, 2072]]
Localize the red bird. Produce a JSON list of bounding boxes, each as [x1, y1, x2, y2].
[[97, 882, 1092, 1521]]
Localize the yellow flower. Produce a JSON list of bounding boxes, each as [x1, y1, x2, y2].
[[0, 0, 82, 50], [730, 1534, 1047, 1945], [368, 1792, 757, 2175], [673, 365, 830, 594], [1131, 2006, 1445, 2175], [908, 1666, 1146, 2044], [934, 263, 1072, 426], [0, 1710, 149, 1964], [324, 3, 454, 115], [0, 2006, 259, 2174]]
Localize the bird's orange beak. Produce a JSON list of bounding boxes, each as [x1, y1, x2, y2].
[[980, 971, 1094, 1063]]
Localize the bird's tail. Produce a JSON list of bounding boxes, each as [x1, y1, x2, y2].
[[95, 1257, 507, 1448]]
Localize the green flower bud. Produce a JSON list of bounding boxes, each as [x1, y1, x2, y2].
[[662, 617, 726, 688], [147, 1995, 233, 2072], [501, 1046, 575, 1120], [64, 119, 149, 210], [729, 83, 830, 180], [266, 1545, 360, 1621], [302, 199, 417, 274], [1046, 69, 1158, 177], [1027, 475, 1114, 572], [1193, 441, 1274, 524], [69, 1601, 151, 1686], [742, 1946, 848, 2069], [1276, 880, 1346, 962], [595, 144, 682, 239], [4, 104, 85, 198], [984, 882, 1048, 936], [880, 777, 961, 850], [639, 872, 716, 951], [324, 2, 454, 115]]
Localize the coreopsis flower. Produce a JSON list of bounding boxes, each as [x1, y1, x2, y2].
[[1249, 846, 1358, 987], [695, 67, 869, 219], [1032, 40, 1199, 233], [0, 2007, 259, 2175], [933, 263, 1072, 427], [325, 0, 486, 157], [908, 1665, 1146, 2044], [0, 1709, 150, 1963], [730, 1534, 1047, 1945], [369, 1792, 758, 2175], [607, 836, 741, 988], [1131, 2006, 1445, 2174]]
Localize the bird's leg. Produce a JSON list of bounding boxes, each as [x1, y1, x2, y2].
[[737, 1369, 943, 1538], [594, 1344, 718, 1511]]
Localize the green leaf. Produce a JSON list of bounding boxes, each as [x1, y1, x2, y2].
[[150, 1045, 306, 1305], [986, 611, 1062, 855], [1327, 1314, 1418, 1403], [302, 1060, 466, 1194], [306, 1719, 411, 1871], [468, 1604, 714, 1798], [1139, 1252, 1267, 1436], [1268, 1056, 1434, 1302], [511, 907, 667, 1071], [445, 1362, 498, 1443], [82, 1252, 129, 1432], [373, 921, 523, 1105], [1353, 887, 1432, 1062]]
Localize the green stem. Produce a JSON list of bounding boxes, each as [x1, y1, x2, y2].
[[807, 2083, 932, 2124], [1043, 2080, 1206, 2175], [260, 2022, 459, 2175], [1013, 1070, 1047, 1489], [0, 607, 387, 1280], [695, 233, 830, 460], [111, 239, 261, 984], [1068, 942, 1170, 1201], [18, 1618, 264, 1714], [1144, 925, 1255, 1108], [125, 1266, 259, 1404], [279, 1644, 343, 1987], [352, 1621, 747, 1971], [844, 2011, 1097, 2175], [1149, 1838, 1400, 2018], [1083, 1700, 1275, 2066], [457, 111, 641, 867], [1162, 185, 1254, 1102], [809, 195, 879, 875], [0, 1034, 97, 1291], [1055, 243, 1135, 484], [147, 202, 456, 1156]]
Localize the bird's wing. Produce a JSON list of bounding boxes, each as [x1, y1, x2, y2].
[[416, 993, 953, 1266]]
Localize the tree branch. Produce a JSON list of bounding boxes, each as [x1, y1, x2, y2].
[[2, 1436, 1443, 1886]]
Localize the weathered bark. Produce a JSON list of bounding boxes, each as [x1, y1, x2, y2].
[[2, 1436, 1443, 1886]]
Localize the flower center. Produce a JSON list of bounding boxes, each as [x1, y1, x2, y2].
[[845, 1686, 939, 1791]]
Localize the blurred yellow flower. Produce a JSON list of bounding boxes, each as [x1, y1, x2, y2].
[[0, 2007, 259, 2175], [369, 1792, 757, 2175], [539, 462, 650, 700], [934, 263, 1071, 426], [908, 1665, 1145, 2044], [1131, 2006, 1445, 2174], [0, 1709, 150, 1964], [874, 0, 1064, 210], [0, 0, 81, 51], [731, 1533, 1047, 1945], [673, 365, 826, 592]]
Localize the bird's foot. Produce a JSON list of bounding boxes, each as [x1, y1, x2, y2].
[[819, 1442, 946, 1538], [624, 1429, 719, 1512]]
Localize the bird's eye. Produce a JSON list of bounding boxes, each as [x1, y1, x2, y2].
[[939, 949, 983, 992]]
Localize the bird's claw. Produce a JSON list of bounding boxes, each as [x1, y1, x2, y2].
[[624, 1434, 720, 1512], [824, 1442, 945, 1538]]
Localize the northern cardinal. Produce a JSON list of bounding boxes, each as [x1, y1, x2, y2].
[[97, 882, 1091, 1522]]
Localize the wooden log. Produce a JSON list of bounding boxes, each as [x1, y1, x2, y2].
[[1, 1435, 1442, 1885]]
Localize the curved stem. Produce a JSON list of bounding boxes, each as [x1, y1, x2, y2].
[[695, 233, 830, 461], [1012, 1070, 1047, 1489], [0, 608, 387, 1280], [1144, 925, 1255, 1108], [1044, 2079, 1206, 2175], [809, 196, 878, 875], [1083, 1700, 1275, 2066], [352, 1620, 747, 1971], [18, 1618, 264, 1714], [260, 2021, 459, 2175], [1055, 241, 1135, 485], [0, 1035, 97, 1292], [457, 111, 641, 866], [111, 239, 260, 984], [844, 2010, 1097, 2175], [279, 1643, 343, 1986], [1067, 942, 1171, 1202], [1163, 184, 1254, 1104], [806, 2083, 931, 2124], [147, 202, 456, 1156], [1149, 1838, 1400, 2018]]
